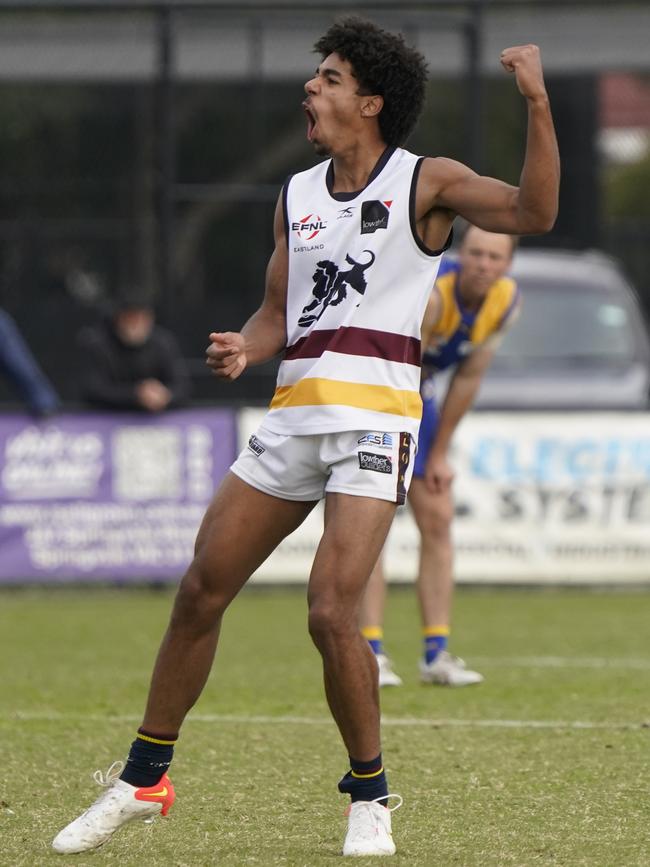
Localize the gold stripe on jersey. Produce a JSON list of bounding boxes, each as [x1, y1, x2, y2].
[[270, 378, 422, 419]]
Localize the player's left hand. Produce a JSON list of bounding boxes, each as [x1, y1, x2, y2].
[[500, 44, 547, 101], [424, 452, 455, 496]]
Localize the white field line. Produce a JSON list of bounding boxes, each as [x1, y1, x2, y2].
[[472, 656, 650, 670], [2, 712, 648, 731]]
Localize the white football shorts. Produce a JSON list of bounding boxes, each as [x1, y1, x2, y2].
[[230, 425, 416, 505]]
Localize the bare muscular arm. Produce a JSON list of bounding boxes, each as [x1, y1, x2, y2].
[[206, 193, 288, 380], [422, 345, 496, 493], [415, 45, 560, 250]]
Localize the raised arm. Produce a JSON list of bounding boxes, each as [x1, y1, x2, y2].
[[417, 45, 560, 241], [206, 192, 288, 380]]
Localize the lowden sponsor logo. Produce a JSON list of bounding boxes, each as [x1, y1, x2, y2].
[[361, 200, 392, 234], [358, 451, 393, 474], [248, 435, 265, 456]]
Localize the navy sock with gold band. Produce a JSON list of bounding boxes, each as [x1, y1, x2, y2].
[[338, 754, 388, 805], [119, 727, 178, 788]]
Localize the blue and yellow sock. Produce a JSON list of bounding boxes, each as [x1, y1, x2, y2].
[[423, 625, 450, 664], [361, 626, 384, 657], [338, 754, 388, 805], [120, 727, 178, 788]]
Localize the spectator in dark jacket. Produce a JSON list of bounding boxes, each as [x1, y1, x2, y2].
[[79, 292, 189, 412]]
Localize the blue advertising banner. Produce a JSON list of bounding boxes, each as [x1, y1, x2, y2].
[[0, 409, 237, 582]]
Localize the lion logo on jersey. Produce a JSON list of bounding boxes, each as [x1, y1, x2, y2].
[[298, 250, 375, 327]]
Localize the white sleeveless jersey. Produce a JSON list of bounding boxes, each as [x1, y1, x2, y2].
[[264, 146, 449, 438]]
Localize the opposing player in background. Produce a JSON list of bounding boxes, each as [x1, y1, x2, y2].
[[53, 17, 559, 859], [361, 226, 519, 688]]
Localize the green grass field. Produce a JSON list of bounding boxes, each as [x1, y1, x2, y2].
[[1, 585, 649, 867]]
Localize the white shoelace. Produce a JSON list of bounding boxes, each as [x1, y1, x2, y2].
[[372, 794, 403, 812], [93, 760, 125, 787]]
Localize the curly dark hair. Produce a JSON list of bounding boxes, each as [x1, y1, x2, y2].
[[314, 16, 429, 147]]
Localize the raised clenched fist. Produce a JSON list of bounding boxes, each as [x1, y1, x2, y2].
[[500, 44, 547, 101]]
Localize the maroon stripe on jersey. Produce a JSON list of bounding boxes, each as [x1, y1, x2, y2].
[[285, 327, 421, 366]]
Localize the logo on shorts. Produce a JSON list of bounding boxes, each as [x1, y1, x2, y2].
[[358, 451, 393, 474], [247, 435, 265, 456], [357, 433, 393, 449]]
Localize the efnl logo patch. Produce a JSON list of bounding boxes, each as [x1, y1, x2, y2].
[[248, 435, 265, 456], [358, 451, 393, 474], [291, 213, 327, 240], [361, 200, 391, 234]]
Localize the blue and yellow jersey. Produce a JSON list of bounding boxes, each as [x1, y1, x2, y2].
[[422, 266, 520, 372]]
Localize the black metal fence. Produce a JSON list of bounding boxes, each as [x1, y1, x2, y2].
[[0, 0, 648, 405]]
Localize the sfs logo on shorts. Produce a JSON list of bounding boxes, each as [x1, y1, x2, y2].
[[358, 451, 393, 474], [358, 433, 393, 449], [248, 435, 265, 456]]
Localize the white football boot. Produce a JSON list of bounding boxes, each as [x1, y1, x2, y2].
[[376, 654, 403, 688], [343, 795, 402, 857], [419, 650, 484, 686], [52, 761, 175, 854]]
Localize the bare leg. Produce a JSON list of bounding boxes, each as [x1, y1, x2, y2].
[[307, 494, 396, 760], [407, 478, 454, 628], [142, 472, 316, 733], [50, 476, 316, 856], [359, 556, 387, 631]]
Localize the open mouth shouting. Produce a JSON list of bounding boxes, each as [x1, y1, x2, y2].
[[303, 101, 318, 143]]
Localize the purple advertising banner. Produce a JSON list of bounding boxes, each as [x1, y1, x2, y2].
[[0, 409, 237, 582]]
